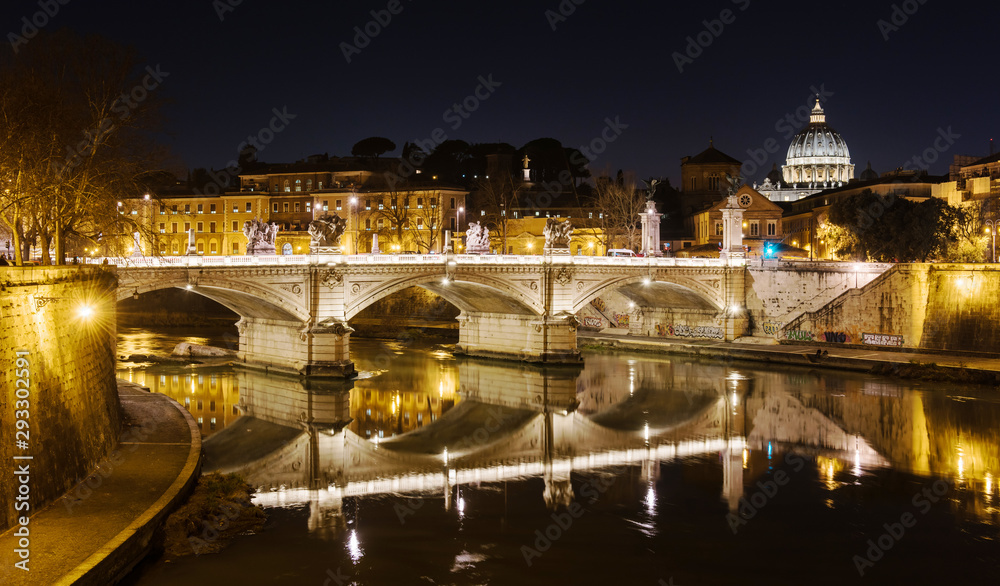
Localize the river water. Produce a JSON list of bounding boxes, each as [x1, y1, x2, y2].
[[118, 326, 1000, 585]]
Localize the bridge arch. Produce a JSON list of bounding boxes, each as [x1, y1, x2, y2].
[[345, 273, 543, 321], [116, 269, 308, 322], [572, 274, 723, 315]]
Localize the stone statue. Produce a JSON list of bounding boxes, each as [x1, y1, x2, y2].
[[244, 218, 279, 255], [308, 213, 347, 251], [642, 177, 661, 201], [725, 173, 744, 196], [543, 217, 573, 250], [522, 154, 531, 169], [465, 221, 490, 254]]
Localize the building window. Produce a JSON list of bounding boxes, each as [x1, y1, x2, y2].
[[750, 222, 759, 236], [416, 217, 423, 228], [210, 204, 216, 214], [184, 204, 191, 213], [283, 203, 289, 212], [172, 205, 178, 214], [232, 221, 239, 232], [197, 242, 204, 254], [690, 178, 696, 191], [450, 217, 456, 230], [246, 202, 252, 213], [417, 198, 423, 209], [198, 204, 204, 214], [197, 222, 203, 232], [715, 222, 723, 236], [377, 218, 384, 229], [272, 202, 278, 213], [232, 242, 239, 254], [306, 179, 313, 191], [365, 199, 371, 210], [172, 243, 179, 254], [450, 197, 455, 209], [159, 223, 165, 233], [210, 222, 216, 233], [172, 223, 178, 233], [159, 205, 165, 215], [294, 202, 300, 212], [184, 222, 191, 232], [210, 242, 217, 253], [305, 202, 311, 212], [284, 180, 290, 192], [767, 221, 776, 236], [233, 204, 238, 213], [295, 179, 302, 192], [365, 219, 371, 230], [318, 181, 323, 190]]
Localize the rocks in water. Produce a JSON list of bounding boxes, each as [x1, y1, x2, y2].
[[172, 342, 238, 357]]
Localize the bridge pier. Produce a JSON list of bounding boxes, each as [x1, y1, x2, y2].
[[455, 311, 581, 364], [237, 317, 356, 378]]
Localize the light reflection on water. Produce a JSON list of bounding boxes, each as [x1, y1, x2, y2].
[[123, 328, 1000, 585]]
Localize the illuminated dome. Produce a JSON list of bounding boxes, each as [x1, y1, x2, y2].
[[782, 98, 854, 187]]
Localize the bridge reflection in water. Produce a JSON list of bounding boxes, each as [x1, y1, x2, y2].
[[113, 341, 1000, 538]]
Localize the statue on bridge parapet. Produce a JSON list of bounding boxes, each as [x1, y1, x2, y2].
[[244, 218, 279, 255], [308, 213, 347, 254], [543, 218, 573, 255], [466, 221, 491, 254]]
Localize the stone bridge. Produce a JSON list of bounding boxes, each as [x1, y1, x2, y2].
[[110, 254, 751, 377]]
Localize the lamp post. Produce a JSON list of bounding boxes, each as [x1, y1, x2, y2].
[[985, 220, 997, 263], [349, 195, 358, 254]]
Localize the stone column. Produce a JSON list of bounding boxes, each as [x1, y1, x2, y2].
[[236, 317, 355, 378], [719, 195, 745, 261], [455, 311, 581, 363], [185, 229, 197, 256], [639, 200, 661, 256], [371, 233, 379, 254]]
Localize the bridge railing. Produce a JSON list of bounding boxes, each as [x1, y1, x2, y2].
[[92, 254, 741, 269]]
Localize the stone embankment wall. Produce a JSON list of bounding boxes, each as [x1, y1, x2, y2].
[[783, 264, 1000, 353], [0, 267, 122, 531]]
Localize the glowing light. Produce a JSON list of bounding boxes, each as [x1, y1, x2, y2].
[[185, 284, 193, 290], [986, 472, 993, 498], [643, 423, 649, 442], [742, 447, 749, 469], [731, 391, 739, 406], [729, 304, 741, 313], [347, 530, 363, 563], [767, 442, 772, 459], [644, 485, 656, 513], [457, 497, 466, 515], [642, 277, 651, 285], [443, 447, 449, 466], [441, 277, 449, 285], [76, 304, 94, 319]]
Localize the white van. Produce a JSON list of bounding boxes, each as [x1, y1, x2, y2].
[[606, 249, 637, 257]]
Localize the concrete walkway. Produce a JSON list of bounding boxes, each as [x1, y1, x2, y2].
[[0, 381, 201, 586], [580, 332, 1000, 381]]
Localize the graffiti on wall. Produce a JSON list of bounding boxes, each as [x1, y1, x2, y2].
[[762, 322, 783, 336], [656, 324, 724, 339], [590, 297, 607, 312], [822, 332, 849, 343], [862, 332, 904, 347], [583, 317, 603, 328], [786, 330, 814, 341], [613, 313, 630, 327]]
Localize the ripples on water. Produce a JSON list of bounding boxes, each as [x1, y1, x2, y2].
[[121, 328, 1000, 585]]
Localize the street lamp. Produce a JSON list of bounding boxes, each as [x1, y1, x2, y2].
[[985, 221, 997, 263], [349, 195, 359, 254]]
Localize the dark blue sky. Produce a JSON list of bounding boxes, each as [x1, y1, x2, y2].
[[5, 0, 996, 185]]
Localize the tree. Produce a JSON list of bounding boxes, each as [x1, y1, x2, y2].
[[592, 172, 645, 251], [351, 137, 396, 165], [826, 189, 956, 262], [0, 30, 167, 265], [474, 175, 522, 254], [410, 194, 445, 253]]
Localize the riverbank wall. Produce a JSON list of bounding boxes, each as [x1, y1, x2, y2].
[[0, 267, 122, 532]]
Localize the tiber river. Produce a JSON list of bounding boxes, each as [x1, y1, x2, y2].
[[118, 326, 999, 585]]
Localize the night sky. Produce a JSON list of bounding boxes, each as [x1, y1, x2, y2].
[[5, 0, 996, 185]]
